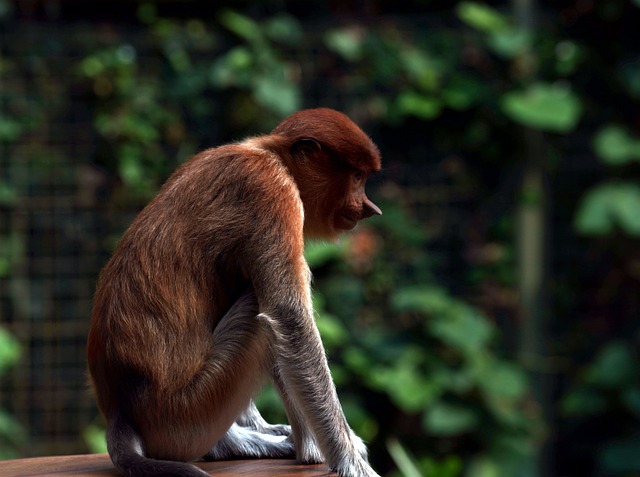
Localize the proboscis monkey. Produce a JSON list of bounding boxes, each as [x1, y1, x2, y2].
[[87, 108, 383, 477]]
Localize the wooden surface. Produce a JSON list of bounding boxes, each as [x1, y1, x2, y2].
[[0, 454, 337, 477]]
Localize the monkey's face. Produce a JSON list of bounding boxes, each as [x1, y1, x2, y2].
[[332, 171, 381, 232], [291, 153, 381, 240], [272, 108, 382, 239]]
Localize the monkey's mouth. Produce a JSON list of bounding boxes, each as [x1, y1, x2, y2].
[[335, 213, 359, 230]]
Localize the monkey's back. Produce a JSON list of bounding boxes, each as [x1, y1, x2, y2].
[[87, 142, 300, 418]]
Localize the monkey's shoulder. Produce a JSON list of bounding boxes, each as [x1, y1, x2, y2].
[[153, 141, 302, 234]]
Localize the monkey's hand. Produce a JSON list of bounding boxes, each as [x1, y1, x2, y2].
[[332, 432, 380, 477], [286, 431, 324, 464], [350, 432, 371, 462], [333, 456, 381, 477]]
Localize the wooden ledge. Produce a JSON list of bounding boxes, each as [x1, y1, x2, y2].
[[0, 454, 337, 477]]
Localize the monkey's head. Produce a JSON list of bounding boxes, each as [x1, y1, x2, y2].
[[271, 108, 382, 239]]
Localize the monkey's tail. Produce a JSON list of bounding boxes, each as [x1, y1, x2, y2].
[[107, 412, 210, 477]]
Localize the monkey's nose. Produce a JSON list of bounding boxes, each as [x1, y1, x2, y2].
[[362, 198, 382, 218]]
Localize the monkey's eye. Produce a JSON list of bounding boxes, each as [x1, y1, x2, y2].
[[353, 172, 364, 183]]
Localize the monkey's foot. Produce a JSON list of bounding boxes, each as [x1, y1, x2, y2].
[[333, 457, 381, 477], [203, 423, 296, 461], [286, 434, 324, 464], [250, 422, 291, 436], [236, 401, 291, 436]]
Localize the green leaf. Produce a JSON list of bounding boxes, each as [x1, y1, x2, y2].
[[324, 29, 364, 61], [0, 258, 9, 277], [305, 241, 345, 268], [371, 364, 441, 412], [316, 313, 348, 348], [442, 77, 484, 110], [392, 286, 454, 315], [457, 2, 508, 33], [575, 182, 640, 236], [429, 308, 494, 355], [400, 48, 441, 91], [0, 411, 26, 446], [218, 10, 260, 42], [501, 83, 582, 133], [0, 181, 17, 206], [487, 28, 532, 58], [423, 402, 479, 436], [119, 145, 146, 188], [376, 201, 428, 246], [395, 91, 441, 120], [620, 61, 640, 98], [253, 75, 300, 117], [264, 14, 303, 45], [84, 424, 107, 454], [0, 327, 20, 373], [584, 342, 636, 389], [593, 125, 640, 165], [561, 388, 607, 415], [137, 3, 157, 24], [623, 386, 640, 418], [341, 398, 378, 441], [478, 362, 528, 402], [386, 438, 423, 477], [0, 233, 24, 278], [209, 47, 253, 88], [0, 115, 23, 142], [555, 40, 583, 76], [599, 435, 640, 474], [466, 457, 500, 477]]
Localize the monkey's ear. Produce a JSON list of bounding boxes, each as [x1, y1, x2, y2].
[[291, 138, 322, 157]]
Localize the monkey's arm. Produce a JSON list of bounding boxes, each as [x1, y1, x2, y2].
[[246, 199, 379, 477]]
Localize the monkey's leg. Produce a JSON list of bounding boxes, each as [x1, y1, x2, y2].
[[236, 400, 291, 436], [203, 422, 294, 461], [126, 291, 282, 463], [196, 296, 295, 461]]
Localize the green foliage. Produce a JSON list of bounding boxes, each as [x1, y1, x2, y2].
[[76, 8, 304, 201], [424, 402, 479, 436], [0, 181, 17, 207], [5, 2, 637, 473], [83, 424, 108, 454], [387, 437, 463, 477], [325, 29, 364, 61], [0, 115, 23, 142], [309, 224, 540, 476], [457, 2, 532, 60], [575, 124, 640, 237], [599, 435, 640, 476], [457, 2, 508, 33], [0, 233, 24, 278], [574, 182, 640, 236], [0, 328, 25, 459], [0, 328, 20, 376], [500, 83, 582, 133], [561, 342, 640, 474], [212, 10, 302, 117], [562, 342, 638, 416], [593, 125, 640, 166]]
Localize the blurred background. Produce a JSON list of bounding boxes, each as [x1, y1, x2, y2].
[[1, 0, 639, 476]]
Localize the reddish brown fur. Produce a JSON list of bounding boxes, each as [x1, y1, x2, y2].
[[87, 108, 381, 476]]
